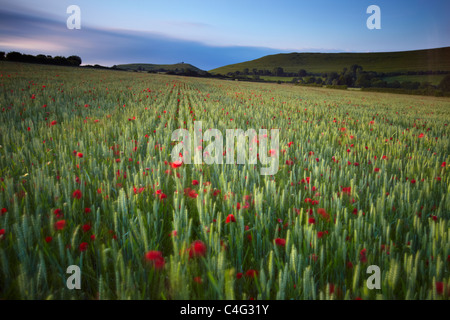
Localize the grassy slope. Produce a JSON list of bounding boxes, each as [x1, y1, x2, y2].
[[116, 63, 203, 72], [209, 47, 450, 74]]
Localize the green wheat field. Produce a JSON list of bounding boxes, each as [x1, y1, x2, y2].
[[0, 61, 448, 300]]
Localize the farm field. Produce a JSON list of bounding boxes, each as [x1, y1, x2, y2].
[[0, 61, 449, 300]]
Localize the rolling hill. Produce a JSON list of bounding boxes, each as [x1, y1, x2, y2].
[[209, 47, 450, 75], [116, 62, 203, 73]]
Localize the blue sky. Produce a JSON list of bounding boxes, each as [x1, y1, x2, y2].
[[0, 0, 449, 70]]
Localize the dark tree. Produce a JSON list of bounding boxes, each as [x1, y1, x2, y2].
[[342, 73, 354, 86], [67, 55, 82, 66], [36, 54, 48, 64], [0, 52, 4, 60], [305, 76, 316, 84], [438, 74, 450, 92], [298, 69, 307, 77], [53, 56, 68, 65], [6, 51, 23, 61], [355, 73, 371, 88], [350, 64, 363, 75], [273, 67, 284, 77], [326, 72, 339, 85]]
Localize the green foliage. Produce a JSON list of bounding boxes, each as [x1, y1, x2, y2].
[[438, 74, 450, 92], [5, 51, 81, 66], [116, 63, 203, 73]]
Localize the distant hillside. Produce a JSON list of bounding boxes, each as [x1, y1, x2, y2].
[[116, 62, 203, 73], [209, 47, 450, 75]]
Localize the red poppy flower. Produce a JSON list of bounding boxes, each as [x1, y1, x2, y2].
[[72, 189, 82, 199], [51, 208, 62, 218], [236, 272, 243, 279], [245, 269, 258, 278], [193, 277, 203, 284], [317, 231, 324, 239], [79, 242, 88, 252], [274, 238, 286, 246], [442, 162, 446, 167], [308, 217, 316, 224], [308, 253, 317, 262], [435, 282, 444, 295], [360, 248, 368, 263], [317, 208, 330, 221], [84, 208, 91, 214], [0, 229, 4, 236], [418, 133, 424, 138], [55, 220, 66, 230], [226, 214, 236, 223], [159, 193, 167, 200], [192, 180, 199, 185], [171, 160, 183, 168], [341, 186, 351, 195], [45, 236, 53, 243], [82, 224, 91, 232], [188, 190, 198, 198], [77, 152, 83, 158], [189, 240, 207, 258], [145, 250, 165, 269], [1, 208, 7, 215]]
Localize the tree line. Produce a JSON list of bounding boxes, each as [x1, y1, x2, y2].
[[226, 65, 450, 94], [0, 51, 82, 66]]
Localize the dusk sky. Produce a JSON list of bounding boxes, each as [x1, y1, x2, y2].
[[0, 0, 449, 70]]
